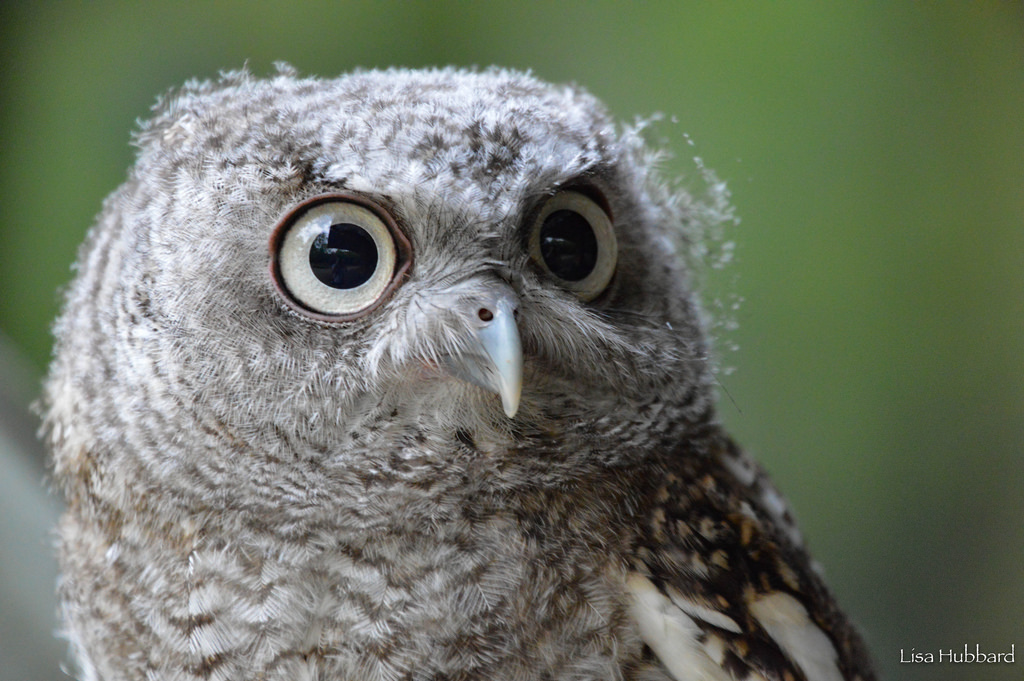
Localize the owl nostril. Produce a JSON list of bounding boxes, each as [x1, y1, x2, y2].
[[478, 308, 494, 322]]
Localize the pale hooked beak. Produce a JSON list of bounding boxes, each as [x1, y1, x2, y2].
[[442, 288, 523, 417]]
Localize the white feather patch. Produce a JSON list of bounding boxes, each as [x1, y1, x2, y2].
[[626, 573, 766, 681], [748, 591, 844, 681], [665, 586, 742, 634]]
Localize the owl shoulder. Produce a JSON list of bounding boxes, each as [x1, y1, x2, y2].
[[625, 428, 876, 681]]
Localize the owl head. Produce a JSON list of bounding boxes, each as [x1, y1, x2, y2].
[[46, 67, 718, 514]]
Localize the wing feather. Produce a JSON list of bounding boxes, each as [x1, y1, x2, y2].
[[749, 592, 843, 681], [626, 572, 758, 681], [627, 429, 876, 681]]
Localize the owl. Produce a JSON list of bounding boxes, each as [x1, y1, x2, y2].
[[43, 66, 875, 681]]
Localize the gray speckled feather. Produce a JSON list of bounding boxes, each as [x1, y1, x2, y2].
[[43, 66, 874, 681]]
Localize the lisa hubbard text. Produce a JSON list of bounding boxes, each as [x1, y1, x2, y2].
[[901, 644, 1015, 664]]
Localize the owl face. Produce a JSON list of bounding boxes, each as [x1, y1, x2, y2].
[[57, 68, 712, 507]]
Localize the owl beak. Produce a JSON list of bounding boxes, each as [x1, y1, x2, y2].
[[443, 290, 523, 418]]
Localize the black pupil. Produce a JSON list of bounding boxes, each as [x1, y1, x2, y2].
[[539, 210, 598, 281], [309, 223, 378, 289]]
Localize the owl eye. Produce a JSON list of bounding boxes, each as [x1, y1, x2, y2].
[[270, 194, 411, 320], [528, 190, 617, 301]]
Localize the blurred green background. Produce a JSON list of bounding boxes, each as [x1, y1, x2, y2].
[[1, 2, 1021, 679]]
